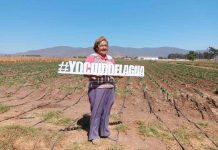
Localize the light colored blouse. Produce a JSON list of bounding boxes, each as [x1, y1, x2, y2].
[[85, 53, 115, 88]]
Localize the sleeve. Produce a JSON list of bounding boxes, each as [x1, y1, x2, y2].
[[85, 55, 94, 72], [85, 55, 94, 63], [112, 58, 115, 64]]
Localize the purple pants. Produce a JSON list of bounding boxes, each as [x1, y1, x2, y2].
[[88, 88, 115, 140]]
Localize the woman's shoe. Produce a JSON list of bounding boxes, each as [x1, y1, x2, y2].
[[91, 138, 100, 145]]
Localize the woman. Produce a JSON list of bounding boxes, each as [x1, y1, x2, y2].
[[85, 36, 116, 145]]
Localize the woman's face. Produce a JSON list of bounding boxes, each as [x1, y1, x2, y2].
[[97, 40, 108, 56]]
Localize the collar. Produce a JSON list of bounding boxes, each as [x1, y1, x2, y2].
[[96, 53, 108, 60]]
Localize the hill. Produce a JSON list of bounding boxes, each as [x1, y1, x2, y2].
[[14, 46, 189, 57]]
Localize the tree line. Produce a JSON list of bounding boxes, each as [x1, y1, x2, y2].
[[167, 47, 218, 60]]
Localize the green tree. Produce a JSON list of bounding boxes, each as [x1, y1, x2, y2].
[[187, 51, 197, 61], [208, 47, 218, 58]]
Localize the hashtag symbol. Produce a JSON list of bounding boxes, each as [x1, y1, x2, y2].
[[58, 61, 69, 73]]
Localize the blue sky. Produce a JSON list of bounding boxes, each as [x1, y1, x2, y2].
[[0, 0, 218, 53]]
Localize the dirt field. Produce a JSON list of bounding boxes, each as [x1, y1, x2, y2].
[[0, 58, 217, 150]]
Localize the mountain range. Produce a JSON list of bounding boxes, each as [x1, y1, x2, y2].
[[3, 46, 195, 57]]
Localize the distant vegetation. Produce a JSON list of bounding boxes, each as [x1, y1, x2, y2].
[[168, 47, 218, 60]]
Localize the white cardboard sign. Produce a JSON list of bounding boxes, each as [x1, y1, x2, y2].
[[58, 61, 144, 77]]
